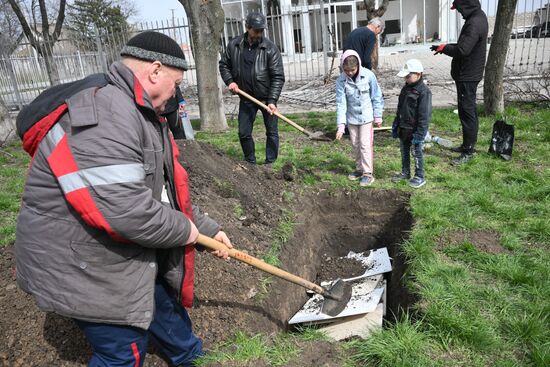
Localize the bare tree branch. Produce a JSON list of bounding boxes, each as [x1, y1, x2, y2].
[[7, 0, 40, 49], [52, 0, 65, 42]]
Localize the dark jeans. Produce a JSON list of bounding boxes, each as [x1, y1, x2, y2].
[[456, 81, 480, 153], [399, 129, 424, 179], [75, 281, 202, 367], [238, 99, 279, 164]]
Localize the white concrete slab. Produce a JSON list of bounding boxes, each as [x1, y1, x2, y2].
[[288, 279, 385, 325], [343, 248, 392, 282], [320, 303, 384, 341]]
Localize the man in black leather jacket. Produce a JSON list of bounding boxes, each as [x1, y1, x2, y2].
[[431, 0, 488, 165], [219, 12, 285, 165]]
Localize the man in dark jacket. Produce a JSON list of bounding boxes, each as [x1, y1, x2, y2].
[[15, 31, 232, 366], [431, 0, 488, 165], [219, 12, 285, 165], [343, 18, 384, 70]]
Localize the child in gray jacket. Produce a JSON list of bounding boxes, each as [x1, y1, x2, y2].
[[391, 59, 432, 188]]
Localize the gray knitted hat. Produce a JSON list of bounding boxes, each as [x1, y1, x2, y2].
[[120, 31, 188, 71]]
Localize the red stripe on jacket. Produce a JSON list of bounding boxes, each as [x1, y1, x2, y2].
[[170, 136, 195, 308], [47, 135, 126, 242], [22, 103, 68, 157]]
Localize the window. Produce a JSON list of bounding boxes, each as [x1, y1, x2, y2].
[[384, 19, 401, 34]]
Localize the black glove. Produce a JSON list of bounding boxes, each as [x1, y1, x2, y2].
[[391, 120, 399, 139]]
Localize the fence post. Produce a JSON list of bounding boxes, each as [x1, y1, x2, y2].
[[5, 57, 24, 110], [77, 50, 85, 78], [319, 0, 328, 75], [94, 25, 108, 73]]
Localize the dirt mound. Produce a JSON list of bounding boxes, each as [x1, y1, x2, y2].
[[0, 140, 415, 366]]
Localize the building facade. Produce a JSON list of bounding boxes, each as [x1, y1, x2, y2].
[[221, 0, 462, 56]]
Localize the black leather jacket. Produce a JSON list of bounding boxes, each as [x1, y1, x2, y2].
[[393, 79, 432, 141], [219, 33, 285, 105]]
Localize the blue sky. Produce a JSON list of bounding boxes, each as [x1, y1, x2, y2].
[[132, 0, 186, 23]]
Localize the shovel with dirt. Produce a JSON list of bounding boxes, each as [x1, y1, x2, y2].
[[197, 234, 352, 316], [237, 90, 331, 142]]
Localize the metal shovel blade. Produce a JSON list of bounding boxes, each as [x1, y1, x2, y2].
[[321, 279, 353, 317], [307, 130, 332, 141]]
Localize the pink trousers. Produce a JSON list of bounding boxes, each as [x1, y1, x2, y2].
[[348, 123, 374, 176]]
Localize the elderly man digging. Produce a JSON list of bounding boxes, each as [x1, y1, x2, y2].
[[14, 31, 233, 367]]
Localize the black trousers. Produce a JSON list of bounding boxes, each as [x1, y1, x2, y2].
[[456, 81, 480, 153], [238, 99, 279, 164]]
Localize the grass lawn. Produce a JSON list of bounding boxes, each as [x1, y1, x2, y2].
[[195, 103, 550, 367], [1, 103, 548, 366]]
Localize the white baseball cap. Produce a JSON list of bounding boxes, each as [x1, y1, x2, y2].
[[397, 59, 424, 77]]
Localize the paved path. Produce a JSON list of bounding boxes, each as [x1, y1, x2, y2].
[[186, 37, 550, 119]]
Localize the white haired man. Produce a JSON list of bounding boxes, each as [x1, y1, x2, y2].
[[343, 17, 385, 70]]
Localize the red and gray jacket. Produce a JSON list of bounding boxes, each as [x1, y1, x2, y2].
[[14, 61, 219, 329]]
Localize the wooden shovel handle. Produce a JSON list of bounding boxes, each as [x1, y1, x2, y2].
[[236, 89, 309, 134], [197, 234, 325, 295]]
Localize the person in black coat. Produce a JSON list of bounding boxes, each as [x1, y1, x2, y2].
[[343, 18, 385, 70], [431, 0, 488, 165], [219, 12, 285, 165], [161, 86, 186, 140]]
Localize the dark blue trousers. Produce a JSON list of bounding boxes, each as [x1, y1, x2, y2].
[[238, 99, 279, 164], [75, 282, 202, 367], [399, 129, 425, 179]]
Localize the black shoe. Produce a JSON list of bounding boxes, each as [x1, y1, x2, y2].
[[409, 176, 426, 188], [451, 153, 473, 166], [450, 145, 465, 153], [391, 172, 410, 183]]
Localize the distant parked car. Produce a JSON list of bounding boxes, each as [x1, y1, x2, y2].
[[532, 22, 550, 38], [511, 25, 533, 39]]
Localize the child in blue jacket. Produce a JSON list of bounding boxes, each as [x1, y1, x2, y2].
[[335, 50, 384, 186], [391, 59, 432, 188]]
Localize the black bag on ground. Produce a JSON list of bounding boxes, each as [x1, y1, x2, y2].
[[488, 120, 514, 161]]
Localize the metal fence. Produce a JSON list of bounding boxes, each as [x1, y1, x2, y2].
[[1, 0, 549, 110]]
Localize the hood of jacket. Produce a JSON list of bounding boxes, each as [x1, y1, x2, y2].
[[453, 0, 481, 19], [340, 49, 362, 69]]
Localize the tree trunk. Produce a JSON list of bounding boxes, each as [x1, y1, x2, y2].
[[179, 0, 227, 132], [42, 45, 61, 86], [7, 0, 65, 86], [484, 0, 518, 115], [371, 38, 379, 70], [363, 0, 389, 71]]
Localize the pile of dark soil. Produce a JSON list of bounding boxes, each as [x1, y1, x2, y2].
[[0, 140, 414, 366]]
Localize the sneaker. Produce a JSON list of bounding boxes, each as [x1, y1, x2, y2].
[[450, 145, 465, 153], [391, 172, 411, 183], [409, 176, 426, 188], [348, 171, 363, 181], [359, 175, 375, 186], [451, 153, 473, 166]]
